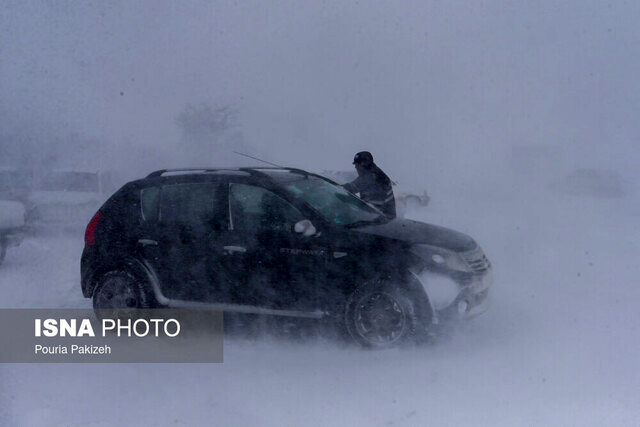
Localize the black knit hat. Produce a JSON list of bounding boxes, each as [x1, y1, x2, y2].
[[353, 151, 374, 167]]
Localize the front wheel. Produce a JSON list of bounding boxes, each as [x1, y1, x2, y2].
[[345, 281, 418, 348]]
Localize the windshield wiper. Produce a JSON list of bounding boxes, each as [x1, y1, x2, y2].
[[344, 216, 390, 229]]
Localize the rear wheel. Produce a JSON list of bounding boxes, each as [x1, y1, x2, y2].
[[93, 270, 155, 318], [345, 280, 418, 348]]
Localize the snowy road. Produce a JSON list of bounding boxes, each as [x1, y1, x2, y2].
[[1, 188, 639, 426]]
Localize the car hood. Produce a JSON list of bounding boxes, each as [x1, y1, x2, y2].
[[352, 218, 476, 252]]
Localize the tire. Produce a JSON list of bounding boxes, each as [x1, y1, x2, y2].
[[345, 279, 419, 348], [92, 270, 156, 318], [0, 239, 6, 267]]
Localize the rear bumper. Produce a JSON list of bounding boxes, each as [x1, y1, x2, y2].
[[80, 247, 96, 298]]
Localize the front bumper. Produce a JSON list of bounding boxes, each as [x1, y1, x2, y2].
[[412, 266, 492, 323], [450, 267, 492, 319]]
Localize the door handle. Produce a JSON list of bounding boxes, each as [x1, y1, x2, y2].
[[138, 239, 158, 246], [223, 245, 247, 254]]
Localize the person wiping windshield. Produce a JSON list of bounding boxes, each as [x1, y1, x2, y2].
[[343, 151, 396, 219]]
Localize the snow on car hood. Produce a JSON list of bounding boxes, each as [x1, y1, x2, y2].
[[0, 200, 25, 228], [353, 218, 477, 252], [28, 191, 104, 206]]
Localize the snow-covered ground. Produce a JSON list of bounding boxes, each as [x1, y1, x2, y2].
[[1, 178, 638, 426]]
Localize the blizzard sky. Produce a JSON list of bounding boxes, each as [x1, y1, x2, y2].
[[1, 1, 639, 188]]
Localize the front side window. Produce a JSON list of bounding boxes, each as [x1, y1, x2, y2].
[[229, 183, 302, 232]]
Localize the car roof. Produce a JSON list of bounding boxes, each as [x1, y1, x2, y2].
[[145, 167, 315, 180], [121, 167, 338, 195]]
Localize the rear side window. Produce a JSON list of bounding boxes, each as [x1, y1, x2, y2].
[[160, 183, 219, 224], [140, 187, 160, 222]]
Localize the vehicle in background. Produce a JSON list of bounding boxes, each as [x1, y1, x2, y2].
[[0, 199, 26, 267], [81, 167, 491, 348], [0, 167, 33, 204], [551, 168, 629, 199], [320, 170, 430, 215], [28, 170, 113, 230]]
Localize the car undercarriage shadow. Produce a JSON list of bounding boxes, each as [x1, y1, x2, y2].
[[221, 312, 455, 350]]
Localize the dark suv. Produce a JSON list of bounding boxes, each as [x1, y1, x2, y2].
[[81, 168, 492, 347]]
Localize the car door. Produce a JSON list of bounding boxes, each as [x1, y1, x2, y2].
[[217, 181, 327, 311], [137, 180, 227, 302]]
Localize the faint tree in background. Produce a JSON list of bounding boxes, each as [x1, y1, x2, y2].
[[175, 102, 253, 165], [175, 103, 239, 146]]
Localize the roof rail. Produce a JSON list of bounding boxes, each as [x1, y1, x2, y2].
[[146, 168, 217, 178], [146, 169, 167, 178], [238, 167, 309, 175], [146, 166, 311, 179]]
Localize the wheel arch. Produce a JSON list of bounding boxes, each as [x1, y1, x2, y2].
[[87, 256, 166, 307], [395, 270, 435, 326], [346, 269, 435, 326]]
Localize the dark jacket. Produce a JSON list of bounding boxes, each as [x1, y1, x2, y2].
[[343, 165, 396, 218]]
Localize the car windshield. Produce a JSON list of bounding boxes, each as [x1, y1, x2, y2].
[[282, 174, 384, 226]]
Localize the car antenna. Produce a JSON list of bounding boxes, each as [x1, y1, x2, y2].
[[233, 151, 284, 168]]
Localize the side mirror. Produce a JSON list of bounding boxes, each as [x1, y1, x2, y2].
[[294, 219, 317, 237]]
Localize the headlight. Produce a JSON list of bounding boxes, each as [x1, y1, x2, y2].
[[431, 254, 445, 264], [410, 244, 471, 272]]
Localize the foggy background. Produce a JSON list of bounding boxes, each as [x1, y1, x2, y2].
[[1, 1, 639, 425], [2, 1, 638, 189]]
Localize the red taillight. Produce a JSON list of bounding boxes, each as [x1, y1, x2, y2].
[[85, 210, 102, 246]]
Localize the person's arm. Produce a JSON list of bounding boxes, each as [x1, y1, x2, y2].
[[343, 176, 364, 194]]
